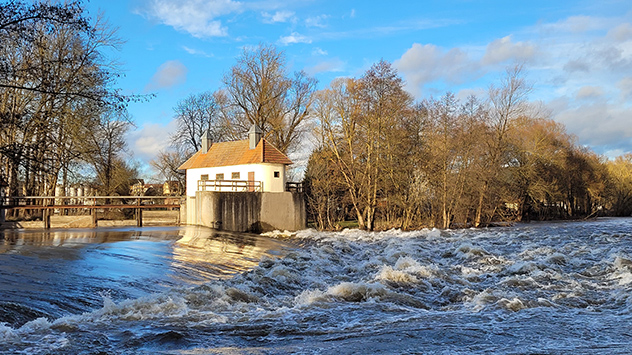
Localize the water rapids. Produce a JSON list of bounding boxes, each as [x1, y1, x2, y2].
[[1, 219, 632, 354]]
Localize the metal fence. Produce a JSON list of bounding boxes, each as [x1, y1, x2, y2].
[[197, 180, 262, 192]]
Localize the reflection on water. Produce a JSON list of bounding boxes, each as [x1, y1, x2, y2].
[[172, 227, 289, 283], [0, 226, 295, 327]]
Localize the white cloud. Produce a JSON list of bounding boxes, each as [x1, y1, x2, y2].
[[455, 87, 487, 102], [262, 10, 295, 24], [561, 43, 632, 77], [618, 77, 632, 100], [552, 100, 632, 150], [182, 46, 213, 57], [305, 58, 345, 75], [538, 15, 609, 34], [140, 0, 242, 38], [127, 121, 177, 162], [482, 35, 537, 65], [350, 9, 356, 18], [608, 23, 632, 42], [278, 32, 312, 46], [576, 85, 604, 99], [563, 59, 591, 73], [145, 60, 188, 91], [306, 15, 329, 28], [312, 47, 328, 56], [394, 43, 479, 97]]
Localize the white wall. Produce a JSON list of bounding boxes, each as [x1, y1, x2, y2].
[[185, 163, 286, 196]]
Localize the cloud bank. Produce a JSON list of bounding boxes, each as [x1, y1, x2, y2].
[[139, 0, 242, 37], [393, 13, 632, 156]]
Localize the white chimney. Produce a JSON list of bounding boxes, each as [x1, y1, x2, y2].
[[201, 130, 212, 153], [248, 125, 262, 149]]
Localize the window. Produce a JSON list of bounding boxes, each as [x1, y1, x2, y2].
[[216, 173, 224, 180], [201, 174, 209, 181], [232, 172, 240, 179], [274, 171, 280, 178]]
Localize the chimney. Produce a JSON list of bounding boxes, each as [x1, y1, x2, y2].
[[201, 130, 212, 153], [248, 125, 262, 149]]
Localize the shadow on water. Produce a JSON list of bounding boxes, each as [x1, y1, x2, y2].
[[0, 226, 295, 328]]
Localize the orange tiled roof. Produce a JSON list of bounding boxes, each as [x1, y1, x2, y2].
[[178, 139, 292, 170]]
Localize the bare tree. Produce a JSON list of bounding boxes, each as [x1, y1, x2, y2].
[[473, 64, 532, 226], [79, 111, 132, 196], [222, 43, 317, 154], [150, 148, 187, 192], [0, 0, 142, 200], [605, 154, 632, 216], [171, 91, 224, 154], [313, 61, 413, 230]]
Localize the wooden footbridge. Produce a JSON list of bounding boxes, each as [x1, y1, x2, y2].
[[0, 196, 183, 228]]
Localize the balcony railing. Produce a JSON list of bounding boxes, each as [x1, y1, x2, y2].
[[285, 182, 303, 193], [198, 180, 262, 192]]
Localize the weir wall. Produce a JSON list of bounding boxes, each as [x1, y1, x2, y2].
[[184, 191, 306, 232]]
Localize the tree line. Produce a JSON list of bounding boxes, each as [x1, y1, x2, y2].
[[304, 61, 632, 230], [2, 0, 630, 229], [160, 45, 632, 230], [0, 0, 142, 207]]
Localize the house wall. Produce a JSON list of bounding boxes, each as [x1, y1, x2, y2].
[[185, 163, 286, 196], [185, 191, 306, 232]]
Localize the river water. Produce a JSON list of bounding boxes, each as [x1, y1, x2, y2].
[[1, 219, 632, 354]]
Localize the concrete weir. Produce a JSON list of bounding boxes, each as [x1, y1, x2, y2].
[[184, 191, 306, 232]]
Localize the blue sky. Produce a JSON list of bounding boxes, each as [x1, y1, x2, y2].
[[84, 0, 632, 176]]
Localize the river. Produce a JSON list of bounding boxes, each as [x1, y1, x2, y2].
[[1, 218, 632, 354]]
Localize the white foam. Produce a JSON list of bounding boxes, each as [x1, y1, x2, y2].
[[375, 265, 419, 284], [296, 282, 391, 306], [260, 230, 296, 239], [19, 317, 52, 332], [497, 297, 527, 312], [0, 322, 18, 342]]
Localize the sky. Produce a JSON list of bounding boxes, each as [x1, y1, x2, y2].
[[83, 0, 632, 177]]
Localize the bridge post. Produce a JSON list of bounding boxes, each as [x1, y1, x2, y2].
[[91, 208, 97, 228], [43, 208, 50, 229], [135, 197, 142, 227], [136, 208, 142, 227], [0, 196, 4, 224]]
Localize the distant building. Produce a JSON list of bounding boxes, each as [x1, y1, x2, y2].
[[130, 180, 163, 196], [130, 179, 145, 196], [163, 181, 182, 196]]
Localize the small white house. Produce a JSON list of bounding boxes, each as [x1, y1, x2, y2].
[[178, 125, 293, 197]]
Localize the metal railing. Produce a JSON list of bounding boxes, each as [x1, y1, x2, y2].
[[285, 182, 303, 193], [198, 180, 262, 192], [0, 195, 183, 208], [0, 195, 184, 228]]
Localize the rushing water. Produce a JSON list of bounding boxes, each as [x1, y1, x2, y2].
[[2, 219, 632, 354]]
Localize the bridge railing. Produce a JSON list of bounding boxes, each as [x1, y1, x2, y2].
[[0, 196, 184, 228], [0, 195, 184, 209]]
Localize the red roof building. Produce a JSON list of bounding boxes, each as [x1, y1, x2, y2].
[[179, 126, 293, 196]]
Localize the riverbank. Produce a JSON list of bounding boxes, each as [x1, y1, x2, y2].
[[0, 210, 180, 229]]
